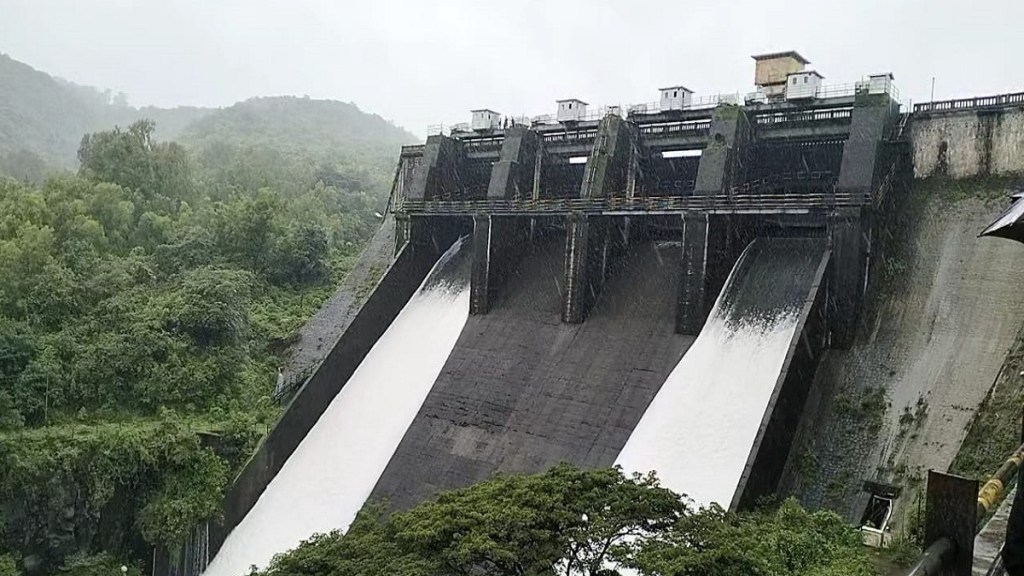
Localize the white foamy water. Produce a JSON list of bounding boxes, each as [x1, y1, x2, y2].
[[204, 239, 471, 576], [615, 241, 812, 509]]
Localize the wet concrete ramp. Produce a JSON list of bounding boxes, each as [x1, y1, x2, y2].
[[371, 236, 693, 510], [204, 238, 473, 576], [617, 237, 830, 509]]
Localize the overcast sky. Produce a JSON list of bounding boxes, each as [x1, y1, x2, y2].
[[2, 0, 1022, 137]]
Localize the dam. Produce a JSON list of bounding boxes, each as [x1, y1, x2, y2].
[[165, 51, 1024, 576]]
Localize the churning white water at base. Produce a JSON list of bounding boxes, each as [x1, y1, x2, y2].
[[615, 238, 823, 509], [204, 238, 471, 576]]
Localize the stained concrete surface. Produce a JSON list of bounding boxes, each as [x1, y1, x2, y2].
[[371, 236, 693, 510], [785, 192, 1024, 528], [285, 216, 396, 378], [912, 109, 1024, 179]]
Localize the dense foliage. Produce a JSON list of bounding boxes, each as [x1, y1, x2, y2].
[[258, 465, 874, 576], [0, 107, 405, 574]]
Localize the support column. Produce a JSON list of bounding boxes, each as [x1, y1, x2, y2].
[[396, 134, 465, 254], [487, 127, 540, 200], [406, 134, 461, 201], [827, 208, 866, 348], [394, 213, 411, 256], [578, 114, 636, 198], [562, 213, 609, 324], [828, 90, 897, 348], [470, 215, 527, 315], [561, 114, 635, 323], [837, 91, 900, 197], [677, 212, 709, 335], [694, 105, 752, 195], [468, 129, 541, 314]]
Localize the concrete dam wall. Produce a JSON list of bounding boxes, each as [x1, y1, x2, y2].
[[370, 234, 693, 510], [195, 87, 908, 574], [786, 189, 1024, 524]]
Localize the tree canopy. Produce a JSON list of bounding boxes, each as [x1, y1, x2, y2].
[[258, 465, 874, 576], [0, 111, 401, 574]]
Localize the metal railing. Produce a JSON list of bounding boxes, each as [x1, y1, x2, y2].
[[913, 91, 1024, 114], [273, 365, 316, 405], [628, 94, 731, 115], [542, 128, 599, 144], [754, 107, 854, 126], [816, 83, 859, 99], [395, 190, 871, 215], [638, 119, 713, 137], [905, 443, 1024, 575], [461, 136, 504, 155]]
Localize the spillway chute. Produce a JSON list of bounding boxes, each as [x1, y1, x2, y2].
[[203, 236, 472, 576], [616, 237, 829, 509]]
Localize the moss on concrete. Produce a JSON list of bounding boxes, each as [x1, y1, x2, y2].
[[914, 174, 1021, 204], [950, 323, 1024, 482]]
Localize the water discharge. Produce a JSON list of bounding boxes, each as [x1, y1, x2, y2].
[[616, 238, 825, 508], [204, 238, 472, 576]]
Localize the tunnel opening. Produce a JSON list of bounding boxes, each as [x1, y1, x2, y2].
[[742, 138, 846, 194], [540, 155, 587, 199], [641, 152, 702, 197], [458, 158, 494, 200], [858, 481, 901, 548]]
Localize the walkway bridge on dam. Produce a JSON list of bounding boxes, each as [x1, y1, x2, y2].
[[392, 82, 906, 339]]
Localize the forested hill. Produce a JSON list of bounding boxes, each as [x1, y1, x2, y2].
[[0, 53, 417, 576], [179, 96, 416, 208], [179, 96, 414, 151], [0, 53, 416, 182], [0, 53, 211, 177]]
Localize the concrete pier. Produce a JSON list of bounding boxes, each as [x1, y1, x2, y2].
[[470, 215, 528, 315], [562, 115, 635, 323], [694, 105, 752, 195], [487, 126, 540, 200], [677, 213, 709, 335], [407, 134, 461, 201]]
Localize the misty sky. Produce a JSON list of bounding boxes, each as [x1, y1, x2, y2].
[[2, 0, 1022, 137]]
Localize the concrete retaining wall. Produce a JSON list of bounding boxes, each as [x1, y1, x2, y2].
[[911, 109, 1024, 178], [732, 248, 832, 510]]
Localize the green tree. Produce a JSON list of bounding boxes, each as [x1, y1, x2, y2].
[[257, 467, 872, 576], [164, 266, 252, 348], [272, 223, 330, 286], [629, 500, 874, 576], [78, 120, 194, 214], [0, 91, 413, 572]]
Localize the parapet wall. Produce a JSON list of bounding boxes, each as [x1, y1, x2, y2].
[[911, 105, 1024, 179]]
